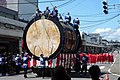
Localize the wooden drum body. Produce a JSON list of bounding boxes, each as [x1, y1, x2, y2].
[[23, 16, 81, 59]]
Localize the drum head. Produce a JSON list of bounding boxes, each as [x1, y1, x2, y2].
[[23, 18, 62, 59]]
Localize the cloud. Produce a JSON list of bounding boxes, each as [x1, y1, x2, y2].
[[94, 28, 112, 33], [93, 28, 120, 41], [113, 28, 120, 36]]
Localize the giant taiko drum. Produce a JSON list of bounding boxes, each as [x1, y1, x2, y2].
[[23, 16, 81, 60]]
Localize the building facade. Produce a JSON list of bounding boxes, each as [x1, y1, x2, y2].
[[0, 6, 26, 55], [80, 32, 107, 53], [0, 0, 39, 74], [0, 0, 38, 55], [18, 0, 38, 21], [0, 0, 7, 7], [6, 0, 38, 21]]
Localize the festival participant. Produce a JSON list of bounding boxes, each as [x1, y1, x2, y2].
[[39, 54, 48, 78], [15, 54, 21, 74], [65, 12, 71, 24], [36, 7, 42, 17], [103, 53, 107, 63], [99, 54, 103, 63], [22, 52, 30, 78], [101, 53, 104, 63], [92, 54, 95, 64], [58, 14, 63, 20], [91, 54, 94, 64], [1, 52, 7, 76], [44, 6, 50, 18], [109, 53, 114, 63], [73, 54, 81, 72], [31, 7, 42, 19], [88, 53, 92, 64], [51, 6, 58, 18], [93, 54, 96, 64], [96, 54, 100, 63], [81, 53, 89, 76]]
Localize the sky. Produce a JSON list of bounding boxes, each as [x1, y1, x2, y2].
[[38, 0, 120, 41]]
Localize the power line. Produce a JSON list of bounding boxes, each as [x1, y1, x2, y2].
[[56, 0, 75, 8], [62, 0, 87, 13], [17, 0, 76, 17], [81, 14, 119, 28], [80, 13, 120, 23], [80, 14, 120, 28], [42, 0, 76, 11], [70, 10, 120, 18]]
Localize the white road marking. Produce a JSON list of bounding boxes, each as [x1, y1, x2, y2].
[[111, 58, 116, 67]]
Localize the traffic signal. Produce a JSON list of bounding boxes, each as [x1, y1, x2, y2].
[[103, 1, 108, 14]]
